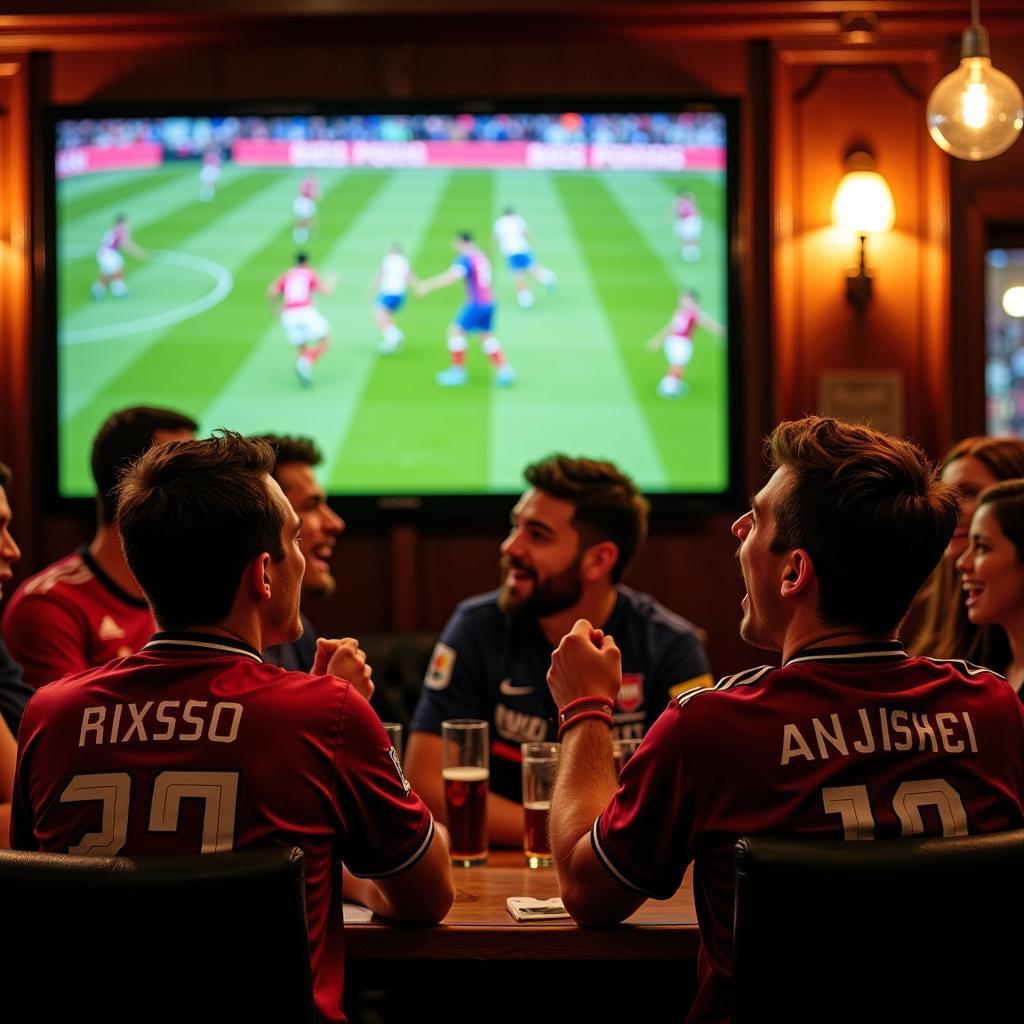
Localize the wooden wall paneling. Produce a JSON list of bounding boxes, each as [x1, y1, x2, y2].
[[949, 32, 1024, 442], [771, 46, 950, 455], [0, 54, 33, 567], [962, 187, 1024, 441]]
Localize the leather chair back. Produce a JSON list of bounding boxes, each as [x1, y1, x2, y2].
[[733, 830, 1024, 1023], [0, 845, 314, 1023]]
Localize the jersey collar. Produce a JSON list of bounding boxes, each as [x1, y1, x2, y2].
[[784, 639, 907, 668], [144, 630, 263, 664], [78, 544, 150, 609]]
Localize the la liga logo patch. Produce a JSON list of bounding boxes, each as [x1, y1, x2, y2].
[[425, 642, 456, 690]]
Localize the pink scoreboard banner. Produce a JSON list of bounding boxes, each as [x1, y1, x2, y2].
[[56, 143, 164, 179], [231, 138, 725, 172]]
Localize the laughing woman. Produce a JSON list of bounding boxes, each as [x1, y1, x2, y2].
[[908, 436, 1024, 666], [956, 479, 1024, 695]]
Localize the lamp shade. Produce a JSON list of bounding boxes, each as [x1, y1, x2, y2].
[[831, 155, 895, 235]]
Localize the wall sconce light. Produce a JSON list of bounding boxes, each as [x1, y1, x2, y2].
[[831, 150, 895, 315], [927, 0, 1023, 160]]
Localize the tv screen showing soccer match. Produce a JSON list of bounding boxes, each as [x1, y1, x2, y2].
[[47, 104, 737, 506]]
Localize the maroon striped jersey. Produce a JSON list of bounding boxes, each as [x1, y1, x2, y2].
[[12, 632, 434, 1024], [592, 642, 1024, 1024]]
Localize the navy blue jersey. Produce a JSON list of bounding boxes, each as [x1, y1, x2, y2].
[[410, 586, 711, 801]]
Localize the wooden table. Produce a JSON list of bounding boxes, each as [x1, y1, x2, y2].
[[346, 850, 699, 960]]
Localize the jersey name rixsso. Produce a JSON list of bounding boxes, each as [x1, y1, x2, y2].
[[78, 700, 243, 746]]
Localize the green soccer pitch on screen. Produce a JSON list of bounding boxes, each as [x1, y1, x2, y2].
[[47, 104, 738, 511]]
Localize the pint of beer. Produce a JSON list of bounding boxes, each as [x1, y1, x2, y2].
[[441, 719, 489, 866], [521, 741, 560, 869]]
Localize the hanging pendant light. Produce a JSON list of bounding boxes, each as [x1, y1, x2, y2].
[[926, 0, 1023, 161]]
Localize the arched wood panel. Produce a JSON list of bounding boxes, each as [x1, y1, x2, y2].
[[772, 47, 949, 454]]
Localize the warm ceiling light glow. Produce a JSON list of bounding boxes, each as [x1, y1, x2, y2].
[[831, 152, 895, 236], [927, 2, 1024, 161], [1003, 286, 1024, 318]]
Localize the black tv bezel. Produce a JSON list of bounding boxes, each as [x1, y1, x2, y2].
[[39, 96, 742, 524]]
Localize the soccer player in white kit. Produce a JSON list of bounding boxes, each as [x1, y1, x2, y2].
[[646, 289, 724, 398], [370, 244, 419, 355], [267, 252, 337, 388], [674, 190, 703, 263], [92, 214, 146, 300], [293, 175, 319, 244], [492, 206, 556, 309]]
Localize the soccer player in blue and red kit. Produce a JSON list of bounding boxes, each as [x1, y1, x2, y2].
[[546, 416, 1024, 1024], [417, 230, 515, 388], [12, 433, 454, 1024]]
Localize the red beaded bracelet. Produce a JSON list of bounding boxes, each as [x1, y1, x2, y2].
[[557, 709, 613, 741]]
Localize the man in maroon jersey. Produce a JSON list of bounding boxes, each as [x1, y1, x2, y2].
[[12, 433, 454, 1024], [2, 405, 197, 689], [546, 416, 1024, 1024]]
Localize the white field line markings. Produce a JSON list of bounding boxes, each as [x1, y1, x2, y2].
[[60, 248, 234, 345]]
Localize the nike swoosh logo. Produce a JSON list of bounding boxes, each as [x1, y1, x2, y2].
[[499, 678, 535, 696]]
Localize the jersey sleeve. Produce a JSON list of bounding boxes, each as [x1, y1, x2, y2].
[[2, 593, 90, 690], [9, 690, 47, 850], [332, 684, 435, 879], [409, 608, 489, 735], [0, 636, 32, 737], [660, 625, 713, 700], [593, 700, 698, 899], [450, 257, 469, 278]]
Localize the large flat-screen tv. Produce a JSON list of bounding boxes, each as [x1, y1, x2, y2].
[[43, 101, 740, 516]]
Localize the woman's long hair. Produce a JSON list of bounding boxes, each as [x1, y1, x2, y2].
[[907, 437, 1024, 670]]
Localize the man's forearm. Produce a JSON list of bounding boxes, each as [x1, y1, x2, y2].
[[550, 719, 618, 857]]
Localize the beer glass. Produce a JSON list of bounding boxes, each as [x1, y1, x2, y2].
[[613, 736, 643, 777], [521, 741, 559, 869], [381, 722, 403, 763], [441, 719, 489, 866]]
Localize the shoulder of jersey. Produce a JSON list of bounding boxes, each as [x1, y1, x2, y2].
[[255, 662, 348, 701], [453, 589, 504, 620], [617, 585, 701, 636], [21, 555, 93, 597], [919, 656, 1006, 681], [675, 664, 775, 710]]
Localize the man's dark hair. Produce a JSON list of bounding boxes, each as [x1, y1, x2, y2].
[[251, 434, 323, 480], [296, 252, 308, 265], [91, 406, 198, 525], [456, 230, 473, 243], [524, 454, 649, 582], [116, 431, 286, 629], [766, 416, 959, 635], [0, 462, 10, 489]]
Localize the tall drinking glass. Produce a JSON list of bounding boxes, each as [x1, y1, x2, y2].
[[442, 719, 489, 866], [521, 741, 560, 868]]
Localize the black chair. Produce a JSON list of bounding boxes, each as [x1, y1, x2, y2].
[[0, 846, 314, 1024], [733, 830, 1024, 1024]]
